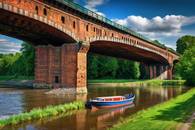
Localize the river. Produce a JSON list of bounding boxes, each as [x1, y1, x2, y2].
[[0, 85, 189, 130]]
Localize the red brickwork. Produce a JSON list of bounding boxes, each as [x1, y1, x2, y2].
[[35, 44, 89, 89]]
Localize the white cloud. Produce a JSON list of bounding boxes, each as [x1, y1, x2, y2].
[[114, 15, 195, 34], [84, 0, 108, 17], [113, 15, 195, 49], [0, 39, 21, 54], [85, 0, 105, 9]]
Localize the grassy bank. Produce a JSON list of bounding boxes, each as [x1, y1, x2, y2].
[[88, 79, 185, 86], [0, 101, 84, 128], [111, 88, 195, 130], [0, 76, 34, 81]]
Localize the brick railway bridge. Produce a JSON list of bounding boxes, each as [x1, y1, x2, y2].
[[0, 0, 179, 93]]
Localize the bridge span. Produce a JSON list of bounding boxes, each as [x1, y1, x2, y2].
[[0, 0, 179, 93]]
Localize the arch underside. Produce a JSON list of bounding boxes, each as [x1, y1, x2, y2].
[[89, 41, 169, 65], [0, 9, 77, 46]]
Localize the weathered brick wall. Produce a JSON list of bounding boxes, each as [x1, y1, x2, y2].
[[61, 44, 77, 88], [35, 44, 89, 88]]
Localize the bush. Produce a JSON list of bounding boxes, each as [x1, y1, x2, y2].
[[176, 47, 195, 86]]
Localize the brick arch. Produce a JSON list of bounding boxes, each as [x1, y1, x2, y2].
[[88, 36, 169, 65], [0, 2, 78, 45]]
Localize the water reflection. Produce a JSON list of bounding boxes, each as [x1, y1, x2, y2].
[[0, 89, 24, 119], [0, 86, 189, 130]]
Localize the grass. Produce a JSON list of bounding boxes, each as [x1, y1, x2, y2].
[[111, 88, 195, 130], [191, 120, 195, 130], [88, 79, 185, 86], [88, 79, 139, 83], [0, 75, 34, 81], [0, 101, 84, 128]]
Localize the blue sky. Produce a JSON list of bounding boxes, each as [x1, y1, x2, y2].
[[1, 0, 195, 53]]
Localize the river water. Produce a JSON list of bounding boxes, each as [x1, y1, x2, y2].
[[0, 85, 189, 130]]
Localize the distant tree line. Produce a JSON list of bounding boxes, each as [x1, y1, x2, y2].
[[87, 54, 140, 79], [0, 42, 35, 76]]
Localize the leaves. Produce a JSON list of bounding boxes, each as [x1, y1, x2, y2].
[[176, 35, 195, 54], [0, 42, 35, 76], [87, 54, 140, 79], [176, 47, 195, 85]]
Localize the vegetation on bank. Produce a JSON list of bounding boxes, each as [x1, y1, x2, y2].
[[87, 54, 140, 79], [88, 79, 185, 86], [0, 101, 84, 128], [175, 35, 195, 86], [0, 76, 34, 81], [111, 88, 195, 130], [0, 43, 35, 77], [175, 47, 195, 86]]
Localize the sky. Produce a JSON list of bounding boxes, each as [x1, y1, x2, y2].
[[1, 0, 195, 53]]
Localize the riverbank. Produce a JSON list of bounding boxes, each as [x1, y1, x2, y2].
[[111, 88, 195, 130], [0, 76, 34, 88], [0, 76, 185, 88], [0, 76, 34, 81], [0, 101, 85, 128], [88, 79, 185, 87]]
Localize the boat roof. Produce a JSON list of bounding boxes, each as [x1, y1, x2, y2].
[[96, 96, 124, 99]]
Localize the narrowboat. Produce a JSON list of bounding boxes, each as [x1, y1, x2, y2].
[[86, 94, 135, 109]]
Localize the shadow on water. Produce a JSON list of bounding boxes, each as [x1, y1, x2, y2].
[[152, 95, 195, 122]]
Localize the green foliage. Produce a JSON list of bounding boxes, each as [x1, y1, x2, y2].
[[87, 54, 140, 79], [0, 42, 35, 76], [98, 56, 118, 79], [176, 35, 195, 54], [0, 101, 84, 128], [111, 88, 195, 130], [176, 47, 195, 86], [117, 59, 140, 79]]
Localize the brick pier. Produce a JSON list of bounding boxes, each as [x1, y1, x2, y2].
[[34, 43, 89, 93]]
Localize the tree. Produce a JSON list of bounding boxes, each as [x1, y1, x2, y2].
[[97, 55, 119, 79], [20, 42, 35, 76], [176, 47, 195, 85], [0, 42, 35, 76], [87, 54, 98, 79], [87, 54, 140, 79], [176, 35, 195, 54], [117, 59, 140, 79]]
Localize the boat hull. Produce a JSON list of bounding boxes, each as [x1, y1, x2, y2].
[[90, 99, 134, 109]]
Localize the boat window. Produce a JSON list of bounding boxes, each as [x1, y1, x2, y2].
[[96, 98, 103, 101]]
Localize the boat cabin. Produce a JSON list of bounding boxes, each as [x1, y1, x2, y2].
[[95, 96, 125, 102]]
